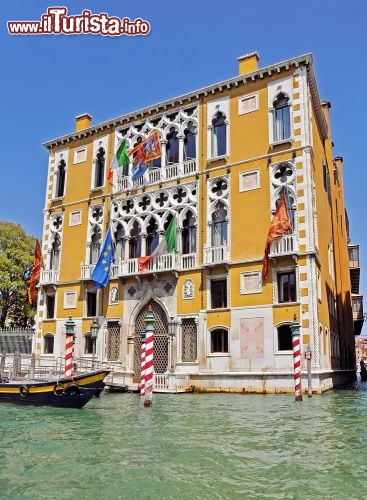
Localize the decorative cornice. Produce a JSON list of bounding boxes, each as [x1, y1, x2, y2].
[[43, 53, 327, 149]]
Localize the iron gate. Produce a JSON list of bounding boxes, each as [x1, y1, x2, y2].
[[133, 300, 168, 382]]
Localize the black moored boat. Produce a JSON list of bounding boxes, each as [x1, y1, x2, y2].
[[0, 369, 110, 408]]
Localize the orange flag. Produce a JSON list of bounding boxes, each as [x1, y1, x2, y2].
[[27, 240, 44, 304], [137, 256, 152, 273], [262, 192, 292, 280], [128, 130, 161, 162]]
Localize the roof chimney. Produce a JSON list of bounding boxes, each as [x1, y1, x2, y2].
[[238, 52, 259, 75], [75, 113, 92, 132]]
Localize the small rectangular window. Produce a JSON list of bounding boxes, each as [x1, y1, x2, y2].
[[44, 335, 54, 354], [86, 291, 97, 317], [45, 295, 55, 319], [238, 93, 259, 115], [74, 147, 87, 164], [69, 210, 82, 226], [277, 271, 297, 303], [63, 291, 77, 309], [211, 279, 227, 309], [240, 271, 262, 294], [239, 170, 260, 192], [84, 334, 93, 354], [211, 329, 228, 353]]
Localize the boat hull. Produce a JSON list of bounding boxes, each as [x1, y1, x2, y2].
[[0, 370, 110, 409]]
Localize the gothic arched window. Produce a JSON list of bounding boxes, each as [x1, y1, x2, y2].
[[94, 147, 105, 188], [182, 210, 196, 254], [184, 122, 197, 160], [146, 218, 159, 255], [211, 111, 227, 157], [129, 221, 142, 258], [89, 227, 101, 264], [56, 159, 66, 198], [166, 128, 179, 164], [273, 93, 291, 142], [114, 224, 124, 261], [211, 202, 228, 247], [50, 235, 61, 270]]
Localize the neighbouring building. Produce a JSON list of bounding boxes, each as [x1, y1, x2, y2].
[[355, 337, 367, 369], [35, 52, 362, 394]]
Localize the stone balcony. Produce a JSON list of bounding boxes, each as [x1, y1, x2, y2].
[[269, 234, 298, 257], [81, 253, 196, 280], [203, 245, 229, 266], [114, 159, 197, 193], [39, 269, 59, 285]]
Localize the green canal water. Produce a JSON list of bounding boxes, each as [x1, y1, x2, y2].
[[1, 381, 367, 500]]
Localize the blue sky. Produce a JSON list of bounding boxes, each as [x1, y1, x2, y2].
[[1, 0, 366, 331]]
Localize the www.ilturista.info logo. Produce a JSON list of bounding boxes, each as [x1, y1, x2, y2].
[[7, 7, 151, 36]]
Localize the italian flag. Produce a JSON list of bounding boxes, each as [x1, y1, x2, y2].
[[152, 215, 177, 256], [138, 216, 177, 272], [108, 139, 129, 180]]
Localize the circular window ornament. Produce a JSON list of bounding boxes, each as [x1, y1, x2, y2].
[[272, 162, 295, 186], [209, 178, 228, 200]]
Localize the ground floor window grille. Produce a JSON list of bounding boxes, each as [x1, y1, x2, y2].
[[105, 321, 120, 361], [181, 318, 197, 362]]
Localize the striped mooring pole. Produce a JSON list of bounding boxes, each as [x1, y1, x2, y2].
[[64, 316, 76, 378], [140, 330, 146, 397], [144, 305, 156, 407], [290, 315, 302, 402]]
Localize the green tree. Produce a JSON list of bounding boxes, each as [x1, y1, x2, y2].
[[0, 221, 36, 328]]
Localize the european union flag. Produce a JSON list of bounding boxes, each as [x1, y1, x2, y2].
[[91, 228, 114, 288]]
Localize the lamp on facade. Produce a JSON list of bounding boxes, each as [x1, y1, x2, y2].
[[168, 316, 177, 373], [90, 318, 99, 370]]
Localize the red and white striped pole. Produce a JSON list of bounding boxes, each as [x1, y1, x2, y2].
[[144, 305, 155, 407], [64, 316, 76, 379], [290, 315, 302, 401], [140, 337, 146, 397]]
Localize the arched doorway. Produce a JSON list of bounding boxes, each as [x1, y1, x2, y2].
[[133, 300, 169, 382]]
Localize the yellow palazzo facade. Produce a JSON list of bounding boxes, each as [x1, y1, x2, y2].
[[36, 52, 362, 393]]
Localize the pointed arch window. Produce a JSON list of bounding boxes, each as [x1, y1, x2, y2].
[[129, 221, 142, 258], [211, 202, 228, 247], [212, 111, 227, 157], [114, 224, 125, 261], [146, 218, 159, 255], [89, 227, 101, 264], [50, 235, 61, 270], [166, 128, 179, 164], [273, 93, 291, 142], [94, 147, 105, 188], [182, 210, 196, 254], [56, 159, 66, 198], [184, 122, 197, 160]]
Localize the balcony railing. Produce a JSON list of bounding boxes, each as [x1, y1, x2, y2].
[[109, 252, 197, 278], [39, 269, 59, 285], [203, 245, 229, 265], [114, 159, 197, 193], [80, 264, 95, 280], [269, 234, 298, 257]]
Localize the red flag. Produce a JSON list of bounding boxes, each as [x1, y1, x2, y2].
[[27, 240, 44, 304], [137, 256, 152, 273], [262, 192, 292, 280], [128, 130, 161, 162]]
